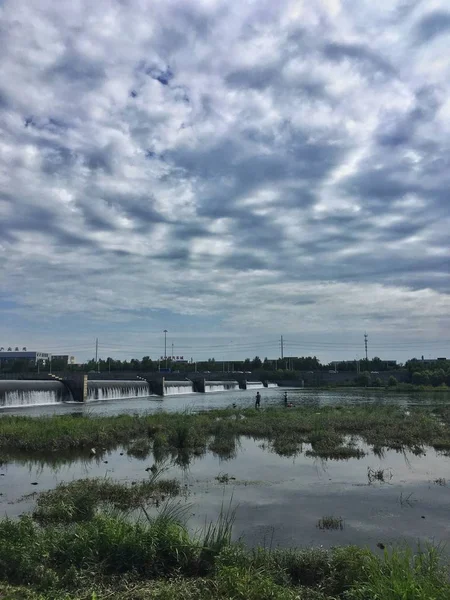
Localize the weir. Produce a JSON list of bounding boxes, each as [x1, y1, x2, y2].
[[204, 380, 239, 393], [163, 380, 194, 395], [0, 380, 71, 408], [87, 380, 152, 401], [241, 381, 264, 390]]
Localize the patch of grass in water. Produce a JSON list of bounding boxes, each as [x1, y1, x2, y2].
[[367, 467, 392, 484], [434, 477, 447, 486], [215, 473, 236, 484], [32, 476, 181, 524], [1, 405, 450, 468], [126, 438, 152, 459], [208, 434, 238, 459], [306, 446, 366, 460], [316, 516, 344, 531], [271, 435, 302, 457]]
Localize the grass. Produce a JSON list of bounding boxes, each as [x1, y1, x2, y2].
[[215, 473, 236, 484], [31, 476, 181, 525], [1, 404, 450, 465], [0, 508, 448, 599], [316, 516, 344, 530], [434, 478, 447, 486], [306, 446, 366, 460], [367, 467, 392, 483]]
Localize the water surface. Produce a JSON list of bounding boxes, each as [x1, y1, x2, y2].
[[2, 435, 450, 552], [1, 387, 449, 417]]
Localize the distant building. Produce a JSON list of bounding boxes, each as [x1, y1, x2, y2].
[[52, 355, 76, 365], [418, 356, 447, 364], [0, 350, 49, 364]]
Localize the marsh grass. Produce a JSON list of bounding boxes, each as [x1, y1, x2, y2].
[[306, 446, 366, 460], [208, 433, 238, 459], [0, 506, 448, 600], [434, 477, 447, 486], [1, 405, 449, 465], [32, 475, 181, 524], [126, 438, 152, 459], [316, 516, 344, 531], [367, 467, 393, 483]]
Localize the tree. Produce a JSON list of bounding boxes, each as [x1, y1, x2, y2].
[[141, 356, 154, 371], [431, 369, 445, 387], [374, 377, 382, 387], [355, 372, 371, 387], [251, 356, 262, 370], [388, 375, 397, 387], [412, 371, 423, 385]]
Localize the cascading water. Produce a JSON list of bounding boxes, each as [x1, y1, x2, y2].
[[246, 381, 264, 389], [87, 380, 152, 401], [266, 382, 278, 388], [0, 381, 71, 408], [164, 381, 194, 395], [205, 381, 239, 393]]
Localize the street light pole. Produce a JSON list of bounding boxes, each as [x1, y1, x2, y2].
[[164, 330, 168, 369]]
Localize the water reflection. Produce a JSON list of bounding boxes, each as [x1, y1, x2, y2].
[[1, 436, 450, 549]]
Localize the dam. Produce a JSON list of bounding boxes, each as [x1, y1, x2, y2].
[[0, 380, 71, 408], [244, 381, 265, 390], [87, 380, 153, 401], [0, 376, 275, 408], [204, 380, 239, 392], [163, 380, 194, 395]]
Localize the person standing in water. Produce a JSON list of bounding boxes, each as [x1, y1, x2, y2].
[[255, 391, 261, 409], [284, 391, 288, 405]]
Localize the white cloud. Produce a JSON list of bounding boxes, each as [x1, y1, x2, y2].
[[0, 0, 449, 360]]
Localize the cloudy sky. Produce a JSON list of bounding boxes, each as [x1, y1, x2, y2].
[[0, 0, 449, 363]]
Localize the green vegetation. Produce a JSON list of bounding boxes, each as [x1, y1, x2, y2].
[[0, 508, 448, 599], [367, 467, 392, 484], [31, 477, 180, 525], [316, 516, 344, 530], [2, 404, 450, 463]]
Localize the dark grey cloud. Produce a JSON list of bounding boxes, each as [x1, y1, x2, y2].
[[323, 42, 395, 76], [415, 11, 450, 43]]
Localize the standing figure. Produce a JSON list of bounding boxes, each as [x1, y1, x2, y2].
[[284, 391, 288, 405], [255, 391, 261, 409]]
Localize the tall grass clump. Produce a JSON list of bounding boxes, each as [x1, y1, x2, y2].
[[198, 499, 237, 573], [346, 545, 450, 600], [32, 476, 181, 524], [0, 507, 448, 599]]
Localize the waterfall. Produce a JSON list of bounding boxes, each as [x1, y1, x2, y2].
[[266, 382, 278, 388], [164, 381, 194, 395], [246, 381, 264, 389], [0, 381, 70, 408], [87, 380, 152, 401], [205, 381, 239, 393]]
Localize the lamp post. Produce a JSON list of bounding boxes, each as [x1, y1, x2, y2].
[[164, 330, 168, 369]]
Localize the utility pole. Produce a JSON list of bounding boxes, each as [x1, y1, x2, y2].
[[171, 342, 174, 361], [364, 333, 368, 362], [95, 338, 99, 372], [280, 335, 284, 360], [163, 330, 168, 368]]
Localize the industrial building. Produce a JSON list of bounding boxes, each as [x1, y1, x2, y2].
[[0, 350, 50, 364], [51, 355, 76, 365]]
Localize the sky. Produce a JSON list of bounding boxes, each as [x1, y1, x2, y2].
[[0, 0, 449, 364]]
